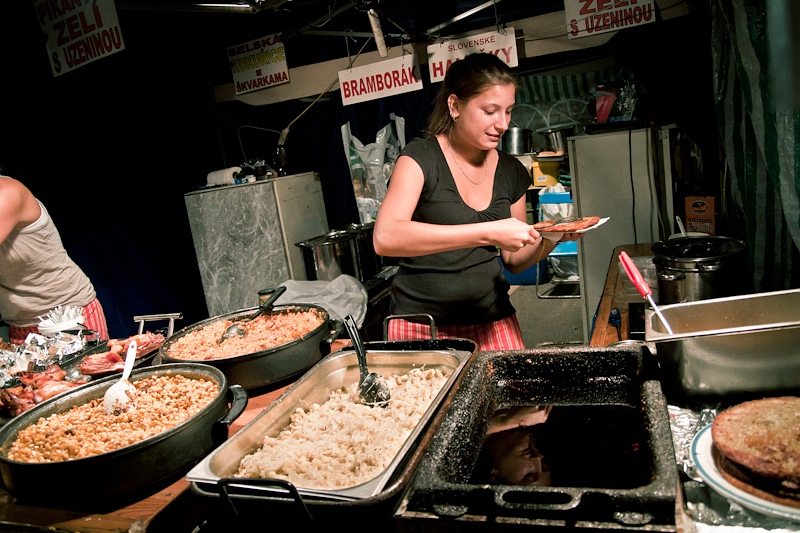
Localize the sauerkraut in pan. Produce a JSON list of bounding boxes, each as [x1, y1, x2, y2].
[[167, 309, 325, 361], [234, 367, 449, 490]]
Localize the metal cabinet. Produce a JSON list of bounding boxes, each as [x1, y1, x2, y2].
[[184, 172, 328, 316]]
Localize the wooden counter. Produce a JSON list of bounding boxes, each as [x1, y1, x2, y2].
[[0, 340, 351, 533], [589, 242, 655, 347]]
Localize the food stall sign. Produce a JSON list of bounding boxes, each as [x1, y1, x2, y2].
[[33, 0, 125, 77], [426, 27, 517, 84], [229, 33, 289, 96], [565, 0, 655, 40], [338, 53, 423, 106]]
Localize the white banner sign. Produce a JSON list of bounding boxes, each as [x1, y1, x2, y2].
[[229, 33, 289, 96], [426, 28, 517, 84], [338, 53, 423, 106], [33, 0, 125, 77], [565, 0, 655, 40]]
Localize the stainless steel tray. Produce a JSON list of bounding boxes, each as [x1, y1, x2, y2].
[[186, 345, 473, 501], [644, 288, 800, 401]]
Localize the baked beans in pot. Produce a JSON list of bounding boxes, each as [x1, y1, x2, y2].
[[0, 363, 246, 509]]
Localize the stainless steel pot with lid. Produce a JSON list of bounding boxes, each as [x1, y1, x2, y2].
[[296, 228, 360, 281], [651, 236, 747, 304], [346, 222, 381, 282]]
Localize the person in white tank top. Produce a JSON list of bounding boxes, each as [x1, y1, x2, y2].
[[0, 175, 109, 344]]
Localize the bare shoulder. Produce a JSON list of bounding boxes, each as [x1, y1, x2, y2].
[[0, 176, 40, 228]]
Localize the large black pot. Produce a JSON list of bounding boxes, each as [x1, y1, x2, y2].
[[0, 363, 247, 509], [159, 304, 341, 390], [651, 236, 747, 304]]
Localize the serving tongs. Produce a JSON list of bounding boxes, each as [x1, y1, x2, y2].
[[219, 286, 286, 344], [619, 251, 674, 335]]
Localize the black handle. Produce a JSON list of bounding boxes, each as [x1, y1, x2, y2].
[[319, 320, 343, 355], [212, 384, 248, 444], [248, 285, 287, 320], [343, 314, 368, 381], [218, 477, 313, 520]]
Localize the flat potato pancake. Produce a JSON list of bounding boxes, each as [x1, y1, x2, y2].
[[536, 216, 601, 233], [711, 396, 800, 507]]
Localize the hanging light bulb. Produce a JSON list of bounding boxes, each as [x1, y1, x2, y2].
[[368, 8, 388, 58]]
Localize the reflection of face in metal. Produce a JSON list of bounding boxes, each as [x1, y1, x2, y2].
[[487, 428, 551, 486]]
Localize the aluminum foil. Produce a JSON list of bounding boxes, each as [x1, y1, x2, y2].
[[671, 404, 800, 530], [0, 332, 87, 387]]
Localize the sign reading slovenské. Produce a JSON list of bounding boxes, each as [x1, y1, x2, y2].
[[229, 33, 289, 96], [426, 28, 517, 84], [33, 0, 125, 77]]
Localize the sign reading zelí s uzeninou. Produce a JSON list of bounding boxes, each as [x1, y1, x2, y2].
[[33, 0, 125, 77], [229, 33, 289, 96], [338, 53, 423, 106], [565, 0, 655, 40], [426, 28, 518, 84]]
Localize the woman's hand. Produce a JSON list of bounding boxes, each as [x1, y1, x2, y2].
[[491, 217, 539, 252]]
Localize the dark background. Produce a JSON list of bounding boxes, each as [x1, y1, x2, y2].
[[0, 0, 715, 338]]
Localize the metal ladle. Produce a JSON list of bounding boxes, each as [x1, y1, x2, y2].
[[219, 286, 287, 344], [344, 314, 390, 407]]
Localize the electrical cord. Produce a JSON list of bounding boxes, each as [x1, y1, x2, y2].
[[277, 35, 371, 146], [628, 123, 637, 243]]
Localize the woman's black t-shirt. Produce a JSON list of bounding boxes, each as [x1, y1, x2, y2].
[[389, 136, 532, 325]]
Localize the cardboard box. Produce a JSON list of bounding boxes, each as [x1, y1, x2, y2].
[[531, 160, 560, 187], [685, 196, 715, 235]]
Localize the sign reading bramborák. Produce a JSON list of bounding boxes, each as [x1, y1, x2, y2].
[[338, 53, 423, 106]]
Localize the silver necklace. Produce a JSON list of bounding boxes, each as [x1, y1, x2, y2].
[[447, 137, 488, 185]]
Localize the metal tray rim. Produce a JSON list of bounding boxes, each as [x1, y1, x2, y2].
[[645, 288, 800, 342]]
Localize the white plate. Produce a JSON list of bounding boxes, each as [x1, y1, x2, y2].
[[576, 216, 610, 233], [691, 423, 800, 523]]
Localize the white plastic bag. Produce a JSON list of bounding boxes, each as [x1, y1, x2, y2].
[[538, 183, 574, 221], [537, 184, 579, 281], [275, 275, 368, 327], [341, 114, 406, 223]]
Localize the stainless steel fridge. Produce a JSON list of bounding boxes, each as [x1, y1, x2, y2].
[[184, 171, 329, 316], [569, 126, 674, 342]]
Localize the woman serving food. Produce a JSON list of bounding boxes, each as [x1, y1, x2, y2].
[[373, 52, 589, 350]]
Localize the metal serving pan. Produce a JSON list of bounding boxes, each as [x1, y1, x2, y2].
[[644, 288, 800, 404], [187, 339, 475, 505]]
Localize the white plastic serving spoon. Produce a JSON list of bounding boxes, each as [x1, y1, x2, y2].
[[104, 339, 138, 415]]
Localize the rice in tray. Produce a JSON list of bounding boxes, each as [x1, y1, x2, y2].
[[167, 308, 325, 361], [234, 367, 449, 490]]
